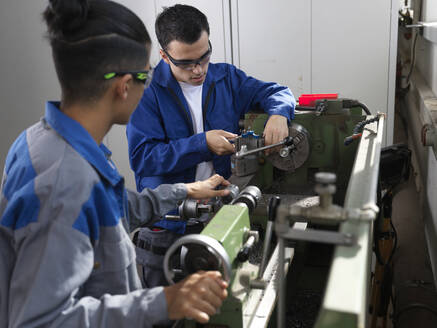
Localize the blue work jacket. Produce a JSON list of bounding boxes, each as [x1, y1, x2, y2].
[[127, 60, 295, 232]]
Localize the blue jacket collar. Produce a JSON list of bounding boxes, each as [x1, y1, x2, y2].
[[153, 59, 227, 89], [44, 101, 123, 186]]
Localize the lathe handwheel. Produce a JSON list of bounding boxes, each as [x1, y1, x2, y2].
[[163, 234, 232, 284]]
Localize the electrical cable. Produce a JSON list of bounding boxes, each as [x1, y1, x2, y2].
[[296, 99, 371, 115], [356, 102, 371, 115], [352, 117, 379, 135], [388, 210, 398, 264], [372, 183, 399, 327], [373, 185, 398, 266], [342, 99, 372, 115], [374, 182, 385, 265], [390, 289, 397, 328], [403, 0, 422, 90], [405, 31, 418, 88], [344, 116, 380, 146]]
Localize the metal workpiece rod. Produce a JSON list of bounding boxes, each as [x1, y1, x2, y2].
[[164, 215, 181, 221]]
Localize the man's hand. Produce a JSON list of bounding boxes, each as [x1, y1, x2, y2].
[[185, 174, 231, 199], [205, 130, 237, 155], [263, 115, 289, 155], [164, 271, 228, 324]]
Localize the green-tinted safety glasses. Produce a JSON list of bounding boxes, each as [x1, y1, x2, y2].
[[103, 70, 152, 86]]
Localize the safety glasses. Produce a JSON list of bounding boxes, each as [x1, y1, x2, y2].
[[103, 69, 152, 87], [163, 40, 212, 71]]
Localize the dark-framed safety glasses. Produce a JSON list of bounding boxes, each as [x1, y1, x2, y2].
[[103, 69, 153, 87], [163, 40, 212, 71]]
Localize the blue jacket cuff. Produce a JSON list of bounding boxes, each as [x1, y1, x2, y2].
[[195, 132, 214, 161]]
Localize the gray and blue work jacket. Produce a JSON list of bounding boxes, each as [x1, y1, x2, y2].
[[0, 101, 188, 327]]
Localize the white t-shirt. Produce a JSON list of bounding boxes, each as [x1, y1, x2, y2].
[[179, 81, 214, 181]]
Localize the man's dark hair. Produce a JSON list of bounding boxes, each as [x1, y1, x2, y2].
[[43, 0, 151, 107], [155, 4, 209, 50]]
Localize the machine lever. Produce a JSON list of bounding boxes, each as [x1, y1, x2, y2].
[[237, 236, 256, 262], [237, 231, 259, 262], [268, 196, 281, 222], [235, 136, 293, 159], [258, 196, 281, 279]]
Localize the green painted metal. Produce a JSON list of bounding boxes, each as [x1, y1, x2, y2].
[[206, 293, 244, 327], [185, 296, 243, 327], [181, 103, 375, 328], [183, 205, 252, 327], [201, 204, 250, 263], [245, 105, 364, 204]]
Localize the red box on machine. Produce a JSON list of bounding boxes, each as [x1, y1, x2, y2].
[[298, 94, 338, 107]]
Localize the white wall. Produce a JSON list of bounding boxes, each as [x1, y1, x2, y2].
[[232, 0, 311, 96], [233, 0, 398, 146], [311, 0, 394, 122], [0, 1, 60, 173]]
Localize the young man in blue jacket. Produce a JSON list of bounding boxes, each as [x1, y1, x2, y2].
[[127, 4, 296, 287]]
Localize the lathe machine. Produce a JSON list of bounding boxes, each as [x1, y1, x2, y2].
[[164, 96, 386, 328]]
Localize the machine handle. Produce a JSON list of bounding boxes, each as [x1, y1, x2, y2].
[[163, 234, 232, 285], [268, 196, 281, 222], [235, 136, 294, 159], [257, 196, 281, 279], [237, 235, 256, 262]]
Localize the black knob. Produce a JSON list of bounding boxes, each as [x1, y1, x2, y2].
[[237, 246, 251, 262], [268, 196, 281, 222]]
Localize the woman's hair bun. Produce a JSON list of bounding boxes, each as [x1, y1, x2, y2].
[[44, 0, 89, 35]]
